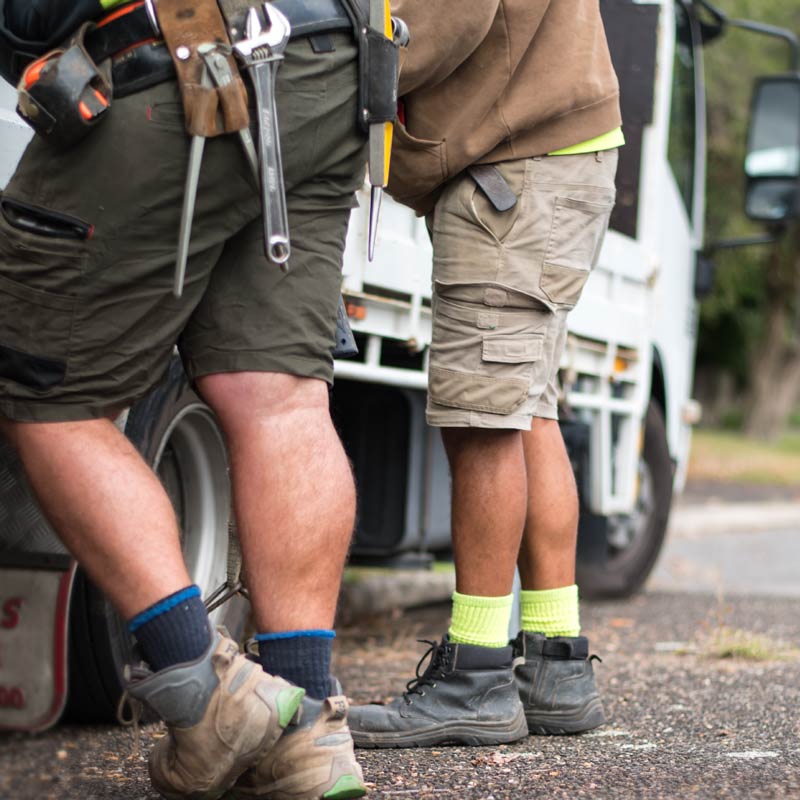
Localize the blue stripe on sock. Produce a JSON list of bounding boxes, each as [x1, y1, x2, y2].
[[128, 585, 202, 632], [255, 629, 336, 641]]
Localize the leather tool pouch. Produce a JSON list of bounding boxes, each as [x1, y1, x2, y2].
[[16, 23, 112, 149], [155, 0, 249, 137], [337, 0, 399, 134], [357, 26, 399, 133]]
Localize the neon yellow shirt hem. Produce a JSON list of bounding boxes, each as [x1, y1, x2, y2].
[[548, 127, 625, 156]]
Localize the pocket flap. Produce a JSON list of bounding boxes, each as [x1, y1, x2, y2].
[[429, 366, 529, 415], [556, 195, 615, 215], [540, 262, 591, 307], [482, 335, 543, 364]]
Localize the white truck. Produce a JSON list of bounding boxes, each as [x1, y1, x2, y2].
[[2, 0, 796, 731]]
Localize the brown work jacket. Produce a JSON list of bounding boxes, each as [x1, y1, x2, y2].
[[388, 0, 622, 215]]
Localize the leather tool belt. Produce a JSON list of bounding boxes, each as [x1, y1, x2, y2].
[[13, 0, 360, 147], [86, 0, 358, 98]]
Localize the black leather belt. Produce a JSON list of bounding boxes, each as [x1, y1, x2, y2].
[[86, 0, 354, 99]]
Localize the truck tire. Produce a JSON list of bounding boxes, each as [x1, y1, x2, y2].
[[65, 358, 248, 722], [576, 400, 673, 599]]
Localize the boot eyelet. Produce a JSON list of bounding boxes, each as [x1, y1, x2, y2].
[[431, 682, 437, 688], [419, 690, 426, 697]]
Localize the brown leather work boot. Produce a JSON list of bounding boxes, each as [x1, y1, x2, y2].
[[126, 629, 305, 800], [232, 693, 366, 800]]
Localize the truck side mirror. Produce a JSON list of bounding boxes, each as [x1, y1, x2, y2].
[[744, 74, 800, 223]]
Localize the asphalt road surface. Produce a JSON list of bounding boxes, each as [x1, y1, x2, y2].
[[652, 487, 800, 598], [1, 511, 799, 799]]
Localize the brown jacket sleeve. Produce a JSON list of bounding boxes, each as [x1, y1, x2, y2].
[[391, 0, 501, 96]]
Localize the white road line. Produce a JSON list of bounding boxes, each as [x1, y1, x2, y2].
[[725, 751, 780, 760]]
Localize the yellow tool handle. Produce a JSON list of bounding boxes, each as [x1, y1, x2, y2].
[[381, 0, 393, 186], [369, 0, 393, 188]]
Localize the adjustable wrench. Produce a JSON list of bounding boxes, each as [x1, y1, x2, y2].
[[233, 5, 292, 270]]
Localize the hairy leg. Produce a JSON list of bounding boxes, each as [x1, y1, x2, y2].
[[197, 372, 355, 632], [0, 417, 190, 619], [441, 427, 527, 597], [518, 417, 579, 590]]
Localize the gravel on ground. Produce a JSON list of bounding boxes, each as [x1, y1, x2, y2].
[[1, 591, 798, 799]]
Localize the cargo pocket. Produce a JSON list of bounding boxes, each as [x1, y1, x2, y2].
[[540, 194, 614, 307], [429, 333, 543, 415], [1, 196, 93, 241], [0, 274, 75, 391]]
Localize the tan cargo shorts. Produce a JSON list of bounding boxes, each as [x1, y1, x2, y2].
[[426, 150, 618, 430]]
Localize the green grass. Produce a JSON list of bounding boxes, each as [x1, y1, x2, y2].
[[688, 428, 800, 485], [700, 626, 799, 662]]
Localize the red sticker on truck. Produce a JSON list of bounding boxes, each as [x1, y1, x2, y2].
[[0, 565, 75, 732]]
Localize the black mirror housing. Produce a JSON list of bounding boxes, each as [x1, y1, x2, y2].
[[744, 74, 800, 223]]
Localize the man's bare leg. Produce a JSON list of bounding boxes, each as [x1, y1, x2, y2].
[[441, 427, 527, 597], [347, 427, 530, 747], [518, 417, 579, 590], [1, 418, 190, 619], [197, 372, 355, 632], [197, 371, 363, 800], [512, 417, 606, 734]]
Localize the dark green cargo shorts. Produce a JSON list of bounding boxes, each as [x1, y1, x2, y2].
[[0, 33, 367, 422]]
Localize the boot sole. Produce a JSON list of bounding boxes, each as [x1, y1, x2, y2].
[[231, 773, 366, 800], [351, 706, 528, 749], [231, 758, 366, 800], [525, 697, 606, 735]]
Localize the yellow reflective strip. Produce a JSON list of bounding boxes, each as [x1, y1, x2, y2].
[[548, 127, 625, 156], [100, 0, 132, 9]]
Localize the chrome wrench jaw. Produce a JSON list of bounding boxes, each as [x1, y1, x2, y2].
[[233, 3, 293, 270], [234, 5, 291, 57]]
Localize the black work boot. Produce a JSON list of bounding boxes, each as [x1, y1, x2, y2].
[[347, 637, 528, 748], [511, 631, 606, 735]]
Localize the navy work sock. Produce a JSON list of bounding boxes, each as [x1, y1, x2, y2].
[[256, 630, 335, 700], [128, 585, 211, 672]]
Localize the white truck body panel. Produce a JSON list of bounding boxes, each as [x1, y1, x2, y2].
[[0, 0, 702, 532]]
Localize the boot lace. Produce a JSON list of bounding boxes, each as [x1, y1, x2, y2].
[[117, 665, 149, 755], [402, 639, 450, 704]]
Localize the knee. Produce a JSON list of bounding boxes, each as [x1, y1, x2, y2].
[[197, 372, 331, 430]]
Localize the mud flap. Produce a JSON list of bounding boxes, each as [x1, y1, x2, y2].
[[0, 559, 76, 732]]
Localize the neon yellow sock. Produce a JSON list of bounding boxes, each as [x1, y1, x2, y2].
[[520, 585, 580, 638], [448, 591, 514, 648]]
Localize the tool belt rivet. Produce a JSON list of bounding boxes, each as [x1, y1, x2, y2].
[[176, 46, 191, 61]]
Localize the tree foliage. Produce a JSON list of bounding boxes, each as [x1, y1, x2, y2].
[[699, 0, 800, 392]]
